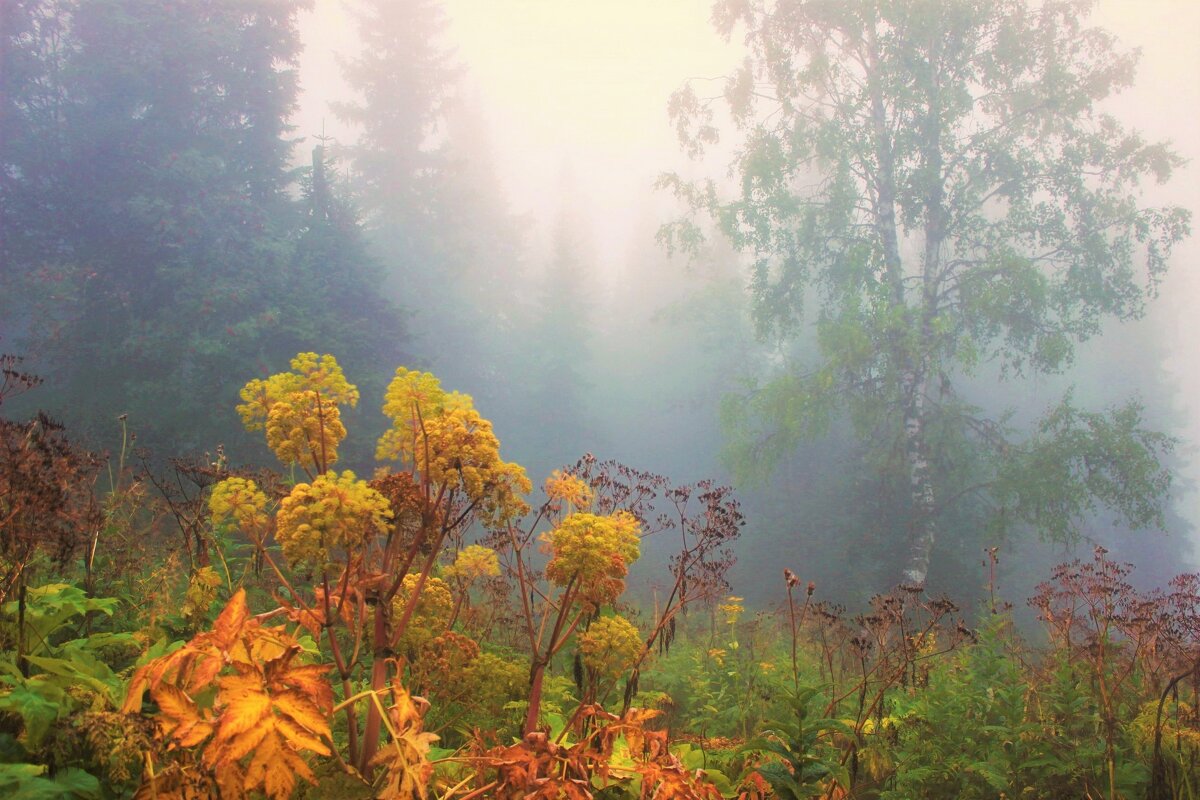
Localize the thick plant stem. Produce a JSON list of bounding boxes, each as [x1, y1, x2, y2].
[[357, 600, 391, 777], [525, 658, 548, 735]]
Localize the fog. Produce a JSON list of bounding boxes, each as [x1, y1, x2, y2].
[[293, 0, 1200, 581], [6, 0, 1200, 610]]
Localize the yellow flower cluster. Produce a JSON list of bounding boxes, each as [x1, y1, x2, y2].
[[275, 470, 392, 570], [209, 476, 269, 535], [392, 574, 454, 652], [579, 615, 643, 680], [718, 595, 745, 626], [543, 470, 594, 513], [236, 353, 358, 470], [444, 545, 501, 583], [265, 390, 347, 472], [375, 367, 470, 463], [377, 369, 531, 527], [544, 511, 641, 609]]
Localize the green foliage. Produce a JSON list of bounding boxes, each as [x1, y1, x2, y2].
[[741, 686, 850, 799], [0, 763, 101, 800], [883, 614, 1069, 799], [0, 584, 145, 798], [994, 396, 1175, 543], [666, 0, 1190, 586]]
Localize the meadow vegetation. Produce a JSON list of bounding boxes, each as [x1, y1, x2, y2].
[[1, 353, 1197, 799]]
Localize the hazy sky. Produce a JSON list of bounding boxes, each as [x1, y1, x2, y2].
[[294, 0, 1200, 526]]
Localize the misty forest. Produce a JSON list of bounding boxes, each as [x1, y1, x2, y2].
[[3, 0, 1200, 797]]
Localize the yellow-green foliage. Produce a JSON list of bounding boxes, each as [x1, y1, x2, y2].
[[1132, 697, 1200, 758], [465, 651, 527, 714], [545, 511, 641, 609], [275, 470, 391, 570], [181, 565, 222, 621], [208, 476, 269, 535], [393, 574, 454, 651], [580, 615, 642, 679]]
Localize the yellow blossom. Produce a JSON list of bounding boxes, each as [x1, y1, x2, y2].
[[444, 545, 501, 583], [579, 615, 643, 679], [236, 352, 358, 432], [718, 595, 744, 626], [377, 371, 531, 526], [275, 470, 391, 570], [544, 511, 641, 609], [264, 389, 347, 471], [209, 476, 269, 535], [236, 353, 358, 471], [393, 574, 454, 652], [544, 470, 594, 513]]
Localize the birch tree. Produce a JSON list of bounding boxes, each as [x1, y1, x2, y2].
[[662, 0, 1189, 586]]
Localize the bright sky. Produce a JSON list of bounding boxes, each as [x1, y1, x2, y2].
[[295, 1, 1200, 262]]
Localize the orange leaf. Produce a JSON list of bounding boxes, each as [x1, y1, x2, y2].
[[152, 683, 202, 726], [277, 663, 332, 704], [174, 719, 215, 749], [213, 589, 250, 650], [214, 762, 248, 800], [184, 651, 224, 696], [275, 715, 331, 757], [271, 689, 330, 738], [215, 674, 272, 741], [208, 721, 270, 766], [122, 666, 152, 713]]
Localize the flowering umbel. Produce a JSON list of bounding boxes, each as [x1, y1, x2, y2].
[[579, 615, 642, 679], [544, 511, 641, 610], [237, 353, 359, 473], [275, 470, 392, 570], [377, 368, 530, 526]]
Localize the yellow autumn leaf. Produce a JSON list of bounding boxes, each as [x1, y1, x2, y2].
[[208, 722, 270, 765], [277, 663, 332, 702], [150, 683, 199, 725], [215, 674, 272, 739], [271, 689, 329, 738], [274, 715, 332, 757], [212, 588, 251, 649]]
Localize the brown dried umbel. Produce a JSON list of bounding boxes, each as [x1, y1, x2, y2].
[[0, 410, 103, 605]]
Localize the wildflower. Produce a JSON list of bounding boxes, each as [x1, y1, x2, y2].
[[275, 470, 391, 570], [393, 574, 454, 651], [209, 476, 269, 535], [579, 615, 642, 680], [544, 470, 594, 512], [445, 545, 501, 583], [544, 511, 641, 609], [237, 353, 358, 471], [718, 595, 744, 626], [377, 370, 530, 526]]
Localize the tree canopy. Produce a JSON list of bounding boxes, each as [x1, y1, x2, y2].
[[663, 0, 1190, 587], [1, 0, 407, 453]]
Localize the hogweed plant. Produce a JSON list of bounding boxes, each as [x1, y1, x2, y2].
[[117, 353, 742, 798]]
